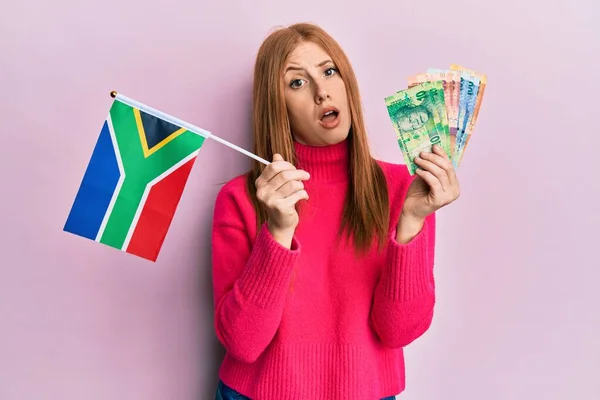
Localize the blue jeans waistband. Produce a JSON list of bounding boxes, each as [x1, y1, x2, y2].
[[215, 380, 396, 400]]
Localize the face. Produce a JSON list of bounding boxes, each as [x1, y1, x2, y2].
[[282, 41, 351, 147], [398, 110, 429, 132]]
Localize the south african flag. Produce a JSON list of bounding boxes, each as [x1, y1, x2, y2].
[[63, 97, 205, 262]]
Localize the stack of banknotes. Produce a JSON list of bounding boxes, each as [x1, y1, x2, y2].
[[384, 64, 487, 174]]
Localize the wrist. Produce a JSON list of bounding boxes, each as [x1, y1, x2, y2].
[[396, 212, 426, 244], [267, 221, 295, 249]]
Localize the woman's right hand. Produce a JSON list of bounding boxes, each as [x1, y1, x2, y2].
[[255, 153, 310, 248]]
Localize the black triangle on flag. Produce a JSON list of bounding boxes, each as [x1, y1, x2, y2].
[[140, 110, 184, 149]]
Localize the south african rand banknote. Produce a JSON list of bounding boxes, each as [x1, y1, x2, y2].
[[454, 71, 480, 165], [385, 81, 450, 175], [406, 74, 452, 159], [427, 67, 484, 167], [449, 64, 487, 165], [408, 71, 460, 161]]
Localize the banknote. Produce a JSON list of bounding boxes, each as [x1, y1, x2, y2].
[[387, 65, 486, 171], [428, 67, 481, 166], [454, 72, 480, 164], [450, 64, 487, 165], [450, 64, 487, 136], [385, 81, 449, 175], [411, 70, 460, 158], [407, 75, 452, 159]]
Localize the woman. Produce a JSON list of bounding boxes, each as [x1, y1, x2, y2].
[[211, 22, 460, 400]]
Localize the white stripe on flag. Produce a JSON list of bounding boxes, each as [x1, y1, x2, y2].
[[121, 149, 200, 252], [96, 113, 126, 242]]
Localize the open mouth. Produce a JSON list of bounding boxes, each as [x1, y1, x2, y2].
[[319, 107, 340, 129]]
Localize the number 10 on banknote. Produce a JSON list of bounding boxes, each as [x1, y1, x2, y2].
[[385, 81, 451, 175], [385, 64, 487, 175]]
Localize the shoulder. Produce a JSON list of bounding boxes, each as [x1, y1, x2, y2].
[[213, 172, 256, 228], [375, 159, 415, 192], [374, 158, 418, 215], [374, 159, 425, 230], [215, 172, 250, 201]]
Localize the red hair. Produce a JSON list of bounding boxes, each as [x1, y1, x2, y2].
[[246, 22, 389, 254]]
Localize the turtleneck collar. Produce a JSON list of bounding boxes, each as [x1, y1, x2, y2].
[[293, 138, 350, 183]]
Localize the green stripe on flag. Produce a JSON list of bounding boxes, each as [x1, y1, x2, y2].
[[99, 100, 205, 249]]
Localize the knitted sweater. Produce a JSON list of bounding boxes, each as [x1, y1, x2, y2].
[[211, 138, 436, 400]]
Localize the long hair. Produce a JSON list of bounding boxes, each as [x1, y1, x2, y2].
[[245, 22, 389, 255]]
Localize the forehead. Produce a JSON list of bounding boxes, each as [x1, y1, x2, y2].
[[285, 41, 332, 68]]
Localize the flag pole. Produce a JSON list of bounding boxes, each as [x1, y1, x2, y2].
[[109, 91, 271, 166]]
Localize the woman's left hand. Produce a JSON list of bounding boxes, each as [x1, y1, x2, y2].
[[396, 144, 460, 242]]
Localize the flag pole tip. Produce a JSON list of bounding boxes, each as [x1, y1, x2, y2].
[[110, 90, 117, 98]]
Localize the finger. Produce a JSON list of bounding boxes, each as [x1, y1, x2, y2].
[[282, 188, 309, 206], [272, 153, 284, 162], [275, 179, 305, 198], [415, 168, 443, 194], [266, 154, 296, 180], [256, 154, 296, 186], [431, 145, 459, 187], [423, 146, 457, 188], [415, 154, 450, 191], [268, 169, 311, 192], [432, 144, 451, 161], [427, 146, 454, 170], [256, 165, 295, 188]]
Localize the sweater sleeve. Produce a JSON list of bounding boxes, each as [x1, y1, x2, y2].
[[211, 185, 301, 363], [370, 212, 436, 349]]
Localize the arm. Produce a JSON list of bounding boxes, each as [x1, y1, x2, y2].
[[211, 187, 300, 363], [370, 212, 436, 348]]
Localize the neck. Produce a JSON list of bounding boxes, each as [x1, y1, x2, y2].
[[293, 139, 350, 183]]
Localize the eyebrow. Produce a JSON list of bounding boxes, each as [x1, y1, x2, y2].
[[285, 59, 333, 74]]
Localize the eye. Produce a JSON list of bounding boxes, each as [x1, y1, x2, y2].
[[290, 79, 305, 89], [325, 67, 337, 76]]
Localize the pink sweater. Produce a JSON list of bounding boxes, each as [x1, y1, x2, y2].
[[211, 139, 436, 400]]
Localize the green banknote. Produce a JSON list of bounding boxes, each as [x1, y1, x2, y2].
[[385, 81, 450, 175]]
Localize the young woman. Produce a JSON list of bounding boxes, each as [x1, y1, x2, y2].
[[211, 22, 460, 400]]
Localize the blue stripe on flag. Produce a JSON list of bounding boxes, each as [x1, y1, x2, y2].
[[64, 120, 121, 240]]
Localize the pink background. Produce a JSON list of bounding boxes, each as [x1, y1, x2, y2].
[[2, 0, 599, 399]]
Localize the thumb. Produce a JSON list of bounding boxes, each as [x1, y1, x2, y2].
[[272, 153, 284, 162]]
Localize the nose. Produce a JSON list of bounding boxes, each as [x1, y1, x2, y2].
[[314, 81, 330, 104]]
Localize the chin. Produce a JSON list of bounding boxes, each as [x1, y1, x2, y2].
[[329, 129, 350, 143], [315, 118, 351, 146], [309, 129, 349, 147]]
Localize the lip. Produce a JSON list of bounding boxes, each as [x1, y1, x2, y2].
[[318, 106, 341, 129]]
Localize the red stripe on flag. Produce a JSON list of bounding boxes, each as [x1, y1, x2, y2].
[[126, 157, 197, 261]]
